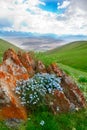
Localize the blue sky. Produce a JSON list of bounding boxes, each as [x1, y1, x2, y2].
[[0, 0, 87, 36], [39, 0, 65, 13], [39, 0, 58, 13]]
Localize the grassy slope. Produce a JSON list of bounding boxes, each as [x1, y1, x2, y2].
[[0, 39, 20, 62], [36, 41, 87, 72], [0, 40, 87, 130]]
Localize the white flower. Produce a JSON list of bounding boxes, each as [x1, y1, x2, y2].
[[40, 120, 45, 126], [56, 106, 60, 111], [75, 107, 79, 111], [48, 88, 52, 93]]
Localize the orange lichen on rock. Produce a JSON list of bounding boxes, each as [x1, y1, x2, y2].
[[1, 49, 29, 80], [0, 49, 30, 120], [47, 63, 86, 110], [0, 71, 27, 120], [1, 104, 27, 120], [53, 90, 71, 113], [61, 74, 86, 108], [18, 51, 35, 77], [36, 60, 47, 73], [3, 48, 22, 66], [47, 63, 63, 77]]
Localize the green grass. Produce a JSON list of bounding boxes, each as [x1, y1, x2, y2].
[[0, 40, 87, 130], [0, 121, 10, 130], [0, 39, 20, 62], [19, 109, 87, 130], [36, 41, 87, 72], [1, 109, 87, 130]]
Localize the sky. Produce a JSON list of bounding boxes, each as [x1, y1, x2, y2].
[[0, 0, 87, 36]]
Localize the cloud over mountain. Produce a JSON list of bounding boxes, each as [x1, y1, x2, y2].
[[0, 0, 87, 35]]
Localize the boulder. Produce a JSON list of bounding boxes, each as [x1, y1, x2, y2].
[[47, 63, 86, 113], [61, 74, 86, 108], [18, 51, 35, 77], [0, 49, 29, 120], [0, 71, 27, 120], [2, 48, 29, 80], [36, 60, 47, 73], [46, 90, 71, 114], [47, 63, 63, 77]]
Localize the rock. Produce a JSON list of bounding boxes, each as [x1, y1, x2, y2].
[[0, 49, 29, 120], [3, 48, 22, 66], [61, 74, 86, 108], [18, 51, 35, 77], [53, 90, 71, 113], [47, 63, 63, 77], [46, 90, 71, 114], [47, 63, 86, 114], [2, 48, 29, 80], [5, 118, 23, 129], [0, 71, 27, 120], [36, 60, 47, 73]]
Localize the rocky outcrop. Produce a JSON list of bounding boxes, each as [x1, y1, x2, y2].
[[0, 71, 27, 120], [36, 60, 47, 73], [2, 49, 29, 80], [0, 49, 86, 120], [0, 49, 29, 120], [18, 51, 35, 77], [47, 63, 86, 114], [47, 63, 63, 77], [61, 74, 86, 108]]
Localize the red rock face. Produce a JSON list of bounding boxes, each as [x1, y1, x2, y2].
[[45, 90, 71, 115], [47, 63, 86, 114], [47, 63, 63, 77], [61, 75, 86, 108], [0, 49, 29, 120], [2, 49, 29, 80], [0, 71, 27, 120], [53, 90, 71, 113], [18, 51, 35, 77], [36, 60, 47, 73]]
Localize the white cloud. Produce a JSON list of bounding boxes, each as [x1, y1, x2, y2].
[[58, 0, 70, 9], [0, 0, 87, 36]]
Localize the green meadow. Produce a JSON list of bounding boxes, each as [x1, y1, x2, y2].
[[36, 41, 87, 72], [0, 39, 20, 62], [0, 39, 87, 130]]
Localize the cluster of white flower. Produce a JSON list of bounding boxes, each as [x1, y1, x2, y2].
[[15, 73, 63, 107]]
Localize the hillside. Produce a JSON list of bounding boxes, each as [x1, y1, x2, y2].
[[0, 41, 87, 130], [0, 39, 20, 62], [36, 41, 87, 72], [0, 49, 87, 130]]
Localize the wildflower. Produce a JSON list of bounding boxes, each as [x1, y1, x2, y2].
[[40, 120, 45, 126], [56, 106, 60, 111], [15, 73, 63, 107], [75, 107, 79, 111]]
